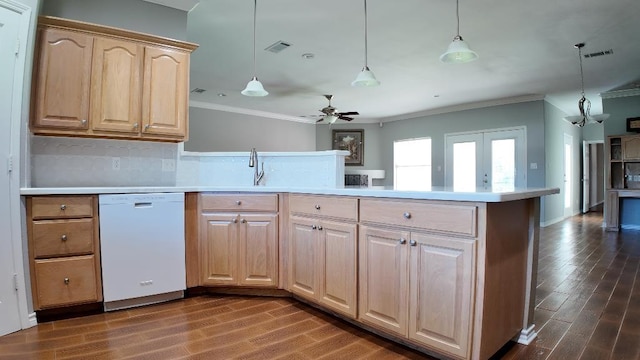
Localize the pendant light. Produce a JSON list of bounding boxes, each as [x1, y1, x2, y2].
[[241, 0, 268, 96], [564, 43, 609, 127], [352, 0, 380, 87], [440, 0, 478, 64]]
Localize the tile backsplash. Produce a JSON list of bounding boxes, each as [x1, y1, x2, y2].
[[31, 136, 178, 187]]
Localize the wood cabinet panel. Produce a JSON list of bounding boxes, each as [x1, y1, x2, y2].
[[201, 193, 278, 212], [31, 196, 94, 219], [358, 225, 409, 336], [239, 214, 278, 287], [201, 214, 238, 286], [90, 37, 142, 134], [34, 255, 99, 309], [409, 233, 475, 358], [33, 28, 92, 131], [289, 216, 318, 298], [141, 46, 188, 138], [623, 137, 640, 160], [360, 198, 477, 236], [289, 194, 358, 221], [32, 218, 94, 258]]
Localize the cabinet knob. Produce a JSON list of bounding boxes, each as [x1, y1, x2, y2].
[[133, 123, 139, 129], [403, 212, 411, 219], [318, 226, 323, 230], [409, 239, 417, 246], [60, 204, 67, 211], [236, 200, 242, 205], [399, 238, 407, 245], [144, 124, 150, 131], [241, 219, 246, 224], [81, 119, 87, 125], [315, 205, 321, 210], [312, 225, 317, 230], [64, 278, 70, 285], [232, 218, 238, 223], [61, 234, 67, 241]]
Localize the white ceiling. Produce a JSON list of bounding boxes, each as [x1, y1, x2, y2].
[[176, 0, 640, 123]]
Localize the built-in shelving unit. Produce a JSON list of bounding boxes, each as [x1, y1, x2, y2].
[[605, 134, 640, 231]]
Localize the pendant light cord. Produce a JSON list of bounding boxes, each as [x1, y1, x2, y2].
[[456, 0, 460, 36], [252, 0, 257, 76], [363, 0, 368, 68], [578, 45, 585, 96]]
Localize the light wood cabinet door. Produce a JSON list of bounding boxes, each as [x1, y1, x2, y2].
[[141, 46, 188, 138], [238, 213, 278, 287], [409, 233, 475, 359], [318, 220, 357, 318], [33, 28, 93, 131], [201, 214, 238, 286], [623, 137, 640, 160], [289, 216, 318, 299], [358, 225, 410, 336], [90, 37, 142, 134], [33, 255, 99, 309]]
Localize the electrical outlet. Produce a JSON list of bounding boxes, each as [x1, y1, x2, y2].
[[162, 159, 176, 172], [112, 157, 120, 171]]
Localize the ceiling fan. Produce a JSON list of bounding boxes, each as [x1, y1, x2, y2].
[[315, 95, 359, 124]]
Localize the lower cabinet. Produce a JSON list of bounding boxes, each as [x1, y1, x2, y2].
[[199, 194, 279, 288], [359, 225, 475, 359], [289, 215, 357, 318]]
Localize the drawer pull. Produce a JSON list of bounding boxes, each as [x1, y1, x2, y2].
[[410, 239, 417, 246], [318, 226, 323, 230], [312, 225, 317, 230], [399, 238, 407, 245], [60, 204, 67, 211], [64, 277, 70, 285], [241, 218, 246, 224], [236, 200, 242, 205], [232, 218, 238, 223], [61, 234, 67, 241], [403, 212, 411, 219], [315, 205, 321, 210]]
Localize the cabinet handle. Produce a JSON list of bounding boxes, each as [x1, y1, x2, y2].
[[61, 234, 67, 241], [403, 212, 411, 219], [60, 204, 67, 211], [64, 278, 70, 285], [312, 225, 317, 230], [409, 239, 417, 246], [241, 219, 246, 223], [399, 238, 407, 245], [318, 226, 323, 230], [236, 200, 242, 205], [315, 205, 321, 210]]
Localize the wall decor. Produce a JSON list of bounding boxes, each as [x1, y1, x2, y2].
[[332, 129, 364, 166], [627, 117, 640, 133]]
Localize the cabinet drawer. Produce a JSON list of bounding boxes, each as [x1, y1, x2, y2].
[[30, 196, 94, 219], [290, 194, 358, 221], [360, 199, 477, 237], [200, 193, 278, 212], [34, 255, 99, 309], [32, 218, 94, 258]]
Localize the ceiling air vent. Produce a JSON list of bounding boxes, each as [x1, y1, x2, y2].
[[191, 88, 206, 93], [584, 49, 613, 58], [265, 41, 291, 53]]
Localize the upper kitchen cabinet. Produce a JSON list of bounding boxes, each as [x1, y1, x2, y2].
[[31, 16, 198, 142]]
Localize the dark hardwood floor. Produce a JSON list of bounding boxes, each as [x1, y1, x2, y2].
[[1, 209, 639, 360]]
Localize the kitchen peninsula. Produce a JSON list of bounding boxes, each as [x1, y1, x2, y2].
[[21, 183, 558, 360]]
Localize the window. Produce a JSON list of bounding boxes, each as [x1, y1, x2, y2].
[[394, 138, 432, 190]]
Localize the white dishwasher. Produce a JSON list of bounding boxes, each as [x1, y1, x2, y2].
[[99, 192, 185, 311]]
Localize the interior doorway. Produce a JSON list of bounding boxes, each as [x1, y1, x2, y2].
[[582, 141, 605, 213]]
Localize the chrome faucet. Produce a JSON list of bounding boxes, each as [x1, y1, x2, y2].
[[249, 148, 265, 185]]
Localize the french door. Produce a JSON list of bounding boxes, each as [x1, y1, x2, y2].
[[445, 127, 526, 191]]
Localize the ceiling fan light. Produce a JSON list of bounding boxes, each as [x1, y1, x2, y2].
[[324, 114, 339, 124], [440, 36, 478, 63], [241, 77, 268, 97], [352, 67, 380, 87], [589, 113, 610, 124]]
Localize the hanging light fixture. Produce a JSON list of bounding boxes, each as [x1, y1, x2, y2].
[[564, 43, 609, 127], [241, 0, 268, 96], [440, 0, 478, 64], [352, 0, 380, 87]]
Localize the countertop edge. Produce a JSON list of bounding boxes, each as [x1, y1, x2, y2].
[[20, 186, 560, 202]]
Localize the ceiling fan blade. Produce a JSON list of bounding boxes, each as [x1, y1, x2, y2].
[[316, 118, 324, 123], [338, 111, 359, 116], [339, 116, 354, 121]]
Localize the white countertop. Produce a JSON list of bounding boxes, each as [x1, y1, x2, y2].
[[20, 186, 559, 202]]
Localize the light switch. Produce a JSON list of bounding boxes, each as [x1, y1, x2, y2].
[[530, 163, 538, 170]]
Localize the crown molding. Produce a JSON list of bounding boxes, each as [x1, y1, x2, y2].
[[601, 88, 640, 99], [141, 0, 199, 12], [381, 94, 545, 122], [189, 100, 316, 124]]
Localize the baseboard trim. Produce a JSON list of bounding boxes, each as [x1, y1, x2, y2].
[[27, 312, 37, 328], [517, 324, 537, 345]]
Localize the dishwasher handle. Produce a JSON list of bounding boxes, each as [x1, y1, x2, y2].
[[134, 202, 153, 208]]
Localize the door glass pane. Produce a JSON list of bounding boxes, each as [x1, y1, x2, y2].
[[491, 139, 515, 191], [453, 142, 476, 191]]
